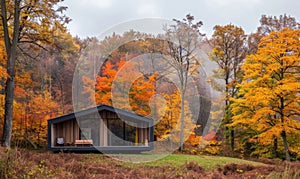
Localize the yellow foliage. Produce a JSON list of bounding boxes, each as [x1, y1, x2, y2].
[[0, 39, 7, 90], [231, 28, 300, 157]]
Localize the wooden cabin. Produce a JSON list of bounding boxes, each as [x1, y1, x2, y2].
[[47, 104, 154, 152]]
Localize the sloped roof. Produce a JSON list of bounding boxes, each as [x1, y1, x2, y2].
[[48, 104, 152, 124]]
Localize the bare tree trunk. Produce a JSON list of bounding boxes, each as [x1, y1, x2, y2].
[[179, 90, 185, 152], [230, 129, 234, 152], [273, 137, 278, 158], [281, 130, 291, 162], [279, 93, 290, 161], [2, 77, 15, 148], [1, 0, 21, 148]]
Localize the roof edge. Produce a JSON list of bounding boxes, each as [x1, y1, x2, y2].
[[48, 104, 152, 123]]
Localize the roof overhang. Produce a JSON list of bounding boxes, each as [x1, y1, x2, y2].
[[48, 104, 153, 124]]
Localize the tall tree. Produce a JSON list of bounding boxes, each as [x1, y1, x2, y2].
[[164, 14, 204, 151], [0, 38, 7, 135], [48, 29, 80, 113], [0, 0, 68, 148], [156, 89, 196, 142], [248, 14, 300, 54], [209, 24, 246, 151], [245, 14, 300, 157], [231, 28, 300, 161]]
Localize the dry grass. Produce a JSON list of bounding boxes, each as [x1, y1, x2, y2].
[[0, 148, 299, 179]]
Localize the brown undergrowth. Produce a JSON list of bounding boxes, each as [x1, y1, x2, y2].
[[0, 148, 299, 179]]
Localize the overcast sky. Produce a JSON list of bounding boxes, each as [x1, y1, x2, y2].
[[61, 0, 299, 38]]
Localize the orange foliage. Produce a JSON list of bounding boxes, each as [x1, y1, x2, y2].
[[83, 56, 198, 142], [231, 28, 300, 159], [202, 131, 217, 141]]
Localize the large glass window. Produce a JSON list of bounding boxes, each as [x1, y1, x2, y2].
[[124, 121, 137, 143], [108, 118, 124, 146], [107, 118, 137, 146], [78, 117, 99, 146], [80, 128, 91, 139]]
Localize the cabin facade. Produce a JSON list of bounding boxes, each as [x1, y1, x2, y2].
[[47, 104, 154, 152]]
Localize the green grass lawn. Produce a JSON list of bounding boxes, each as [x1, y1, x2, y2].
[[85, 153, 265, 171], [141, 154, 264, 170]]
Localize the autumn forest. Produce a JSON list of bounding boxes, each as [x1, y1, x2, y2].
[[0, 1, 300, 175]]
